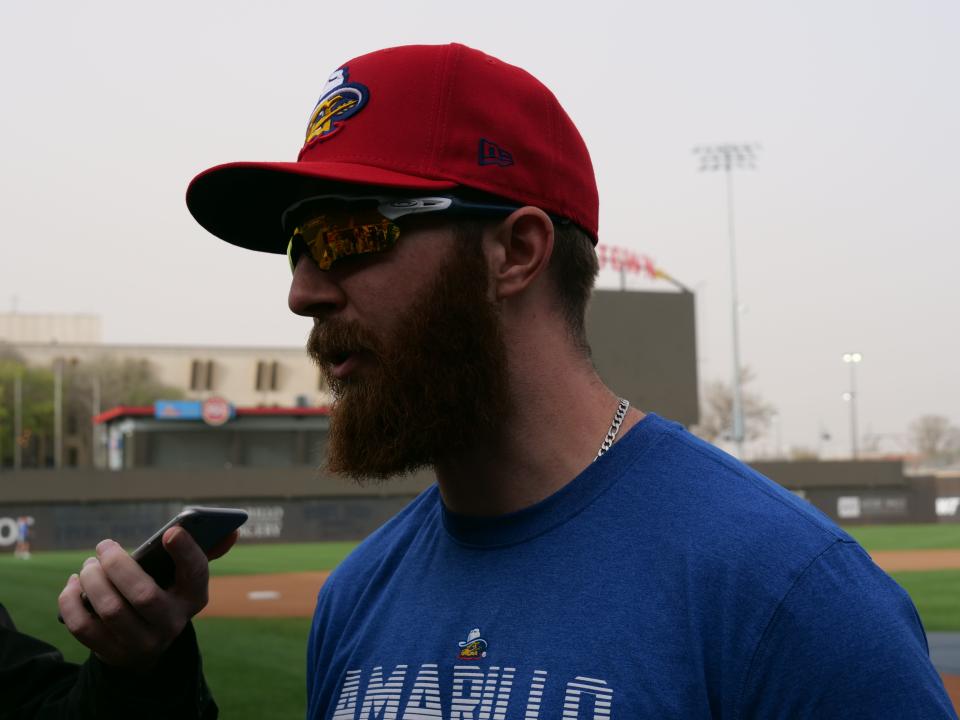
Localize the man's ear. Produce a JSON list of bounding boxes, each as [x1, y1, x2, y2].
[[487, 207, 555, 300]]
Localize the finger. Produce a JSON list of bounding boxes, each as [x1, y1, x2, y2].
[[95, 539, 169, 626], [59, 573, 122, 656], [206, 529, 239, 560], [59, 572, 90, 624], [79, 553, 167, 662], [163, 527, 210, 611], [80, 558, 150, 639], [60, 558, 99, 619]]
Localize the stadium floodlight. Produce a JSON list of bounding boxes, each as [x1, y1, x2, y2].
[[693, 143, 761, 458], [842, 352, 863, 459]]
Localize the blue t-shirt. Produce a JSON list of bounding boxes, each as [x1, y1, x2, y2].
[[307, 414, 956, 719]]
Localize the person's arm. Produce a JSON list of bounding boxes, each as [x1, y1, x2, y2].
[[59, 527, 214, 669], [0, 603, 81, 720], [53, 527, 235, 718], [739, 540, 957, 719], [0, 604, 217, 720]]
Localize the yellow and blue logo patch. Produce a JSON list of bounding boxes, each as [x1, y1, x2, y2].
[[457, 627, 488, 661], [303, 67, 369, 148]]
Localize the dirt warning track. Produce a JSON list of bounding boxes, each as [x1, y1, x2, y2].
[[867, 549, 960, 572]]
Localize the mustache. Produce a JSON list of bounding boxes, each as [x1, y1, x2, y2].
[[307, 319, 383, 366]]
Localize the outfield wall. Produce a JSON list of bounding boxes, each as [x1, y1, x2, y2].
[[0, 497, 420, 552], [753, 460, 942, 525], [0, 467, 433, 552], [1, 459, 956, 552]]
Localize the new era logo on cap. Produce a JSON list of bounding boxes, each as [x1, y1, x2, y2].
[[478, 139, 514, 167]]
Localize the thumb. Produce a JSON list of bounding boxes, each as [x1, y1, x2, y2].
[[162, 527, 209, 610], [207, 529, 239, 561]]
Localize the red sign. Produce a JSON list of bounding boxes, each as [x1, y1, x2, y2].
[[201, 397, 233, 426]]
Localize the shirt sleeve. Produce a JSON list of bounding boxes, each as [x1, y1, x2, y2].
[[0, 605, 218, 720], [737, 540, 957, 720]]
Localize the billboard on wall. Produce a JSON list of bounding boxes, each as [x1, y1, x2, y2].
[[586, 290, 699, 427], [154, 398, 236, 425], [0, 498, 416, 552], [155, 401, 205, 420]]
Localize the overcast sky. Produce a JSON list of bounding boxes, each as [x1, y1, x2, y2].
[[1, 0, 957, 457]]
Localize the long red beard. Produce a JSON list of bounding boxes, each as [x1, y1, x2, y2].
[[307, 239, 511, 481]]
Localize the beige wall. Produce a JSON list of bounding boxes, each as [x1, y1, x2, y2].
[[13, 342, 333, 409], [0, 313, 101, 344], [3, 290, 700, 469]]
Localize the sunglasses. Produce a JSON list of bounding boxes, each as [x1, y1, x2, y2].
[[284, 195, 530, 273]]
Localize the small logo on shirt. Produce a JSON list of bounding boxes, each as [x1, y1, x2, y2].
[[457, 627, 488, 660]]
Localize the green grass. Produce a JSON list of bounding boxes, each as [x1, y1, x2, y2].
[[841, 525, 960, 632], [843, 523, 960, 551], [889, 570, 960, 632], [2, 529, 958, 718], [197, 617, 311, 719], [0, 541, 357, 717], [209, 540, 357, 576], [0, 550, 100, 662]]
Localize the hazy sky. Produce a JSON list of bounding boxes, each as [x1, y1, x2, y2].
[[1, 1, 957, 457]]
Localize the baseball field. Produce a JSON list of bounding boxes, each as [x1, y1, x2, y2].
[[2, 525, 958, 718]]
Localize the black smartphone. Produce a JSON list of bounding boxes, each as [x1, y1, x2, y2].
[[59, 506, 248, 622], [131, 506, 248, 589]]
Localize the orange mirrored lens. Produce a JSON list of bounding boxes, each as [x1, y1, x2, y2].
[[289, 212, 401, 271]]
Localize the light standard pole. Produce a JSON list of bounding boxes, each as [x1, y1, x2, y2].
[[842, 352, 862, 459], [694, 143, 759, 457], [14, 373, 22, 470], [53, 357, 63, 469]]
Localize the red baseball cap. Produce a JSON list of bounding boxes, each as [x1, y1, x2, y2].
[[186, 43, 599, 251]]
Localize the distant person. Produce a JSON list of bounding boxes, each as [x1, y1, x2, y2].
[[14, 516, 31, 559], [52, 526, 235, 718], [184, 43, 957, 717]]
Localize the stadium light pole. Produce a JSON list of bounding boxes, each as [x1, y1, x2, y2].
[[842, 352, 862, 459], [14, 372, 22, 470], [53, 357, 63, 469], [694, 143, 759, 457]]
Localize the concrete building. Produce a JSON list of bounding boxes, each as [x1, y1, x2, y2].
[[0, 313, 101, 345], [0, 289, 700, 469], [2, 313, 331, 410], [97, 403, 331, 470], [10, 340, 332, 410]]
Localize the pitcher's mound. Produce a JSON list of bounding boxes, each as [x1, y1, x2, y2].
[[201, 572, 330, 618]]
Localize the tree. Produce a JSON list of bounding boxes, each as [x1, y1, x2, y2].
[[692, 367, 776, 444], [64, 356, 186, 464], [0, 346, 185, 468], [908, 415, 960, 466], [0, 346, 56, 468]]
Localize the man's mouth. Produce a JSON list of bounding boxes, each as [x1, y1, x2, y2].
[[325, 349, 364, 379]]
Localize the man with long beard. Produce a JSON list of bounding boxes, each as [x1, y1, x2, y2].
[[185, 44, 955, 718]]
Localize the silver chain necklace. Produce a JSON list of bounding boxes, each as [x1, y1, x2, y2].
[[595, 397, 630, 461]]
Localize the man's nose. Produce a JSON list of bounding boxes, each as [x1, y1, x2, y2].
[[288, 257, 347, 318]]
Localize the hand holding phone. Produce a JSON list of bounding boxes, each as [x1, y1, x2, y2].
[[132, 507, 248, 589], [57, 507, 247, 669], [59, 507, 247, 621]]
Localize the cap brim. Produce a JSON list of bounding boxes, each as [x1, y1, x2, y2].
[[186, 161, 459, 254]]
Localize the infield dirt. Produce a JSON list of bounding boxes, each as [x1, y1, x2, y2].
[[200, 549, 960, 619]]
